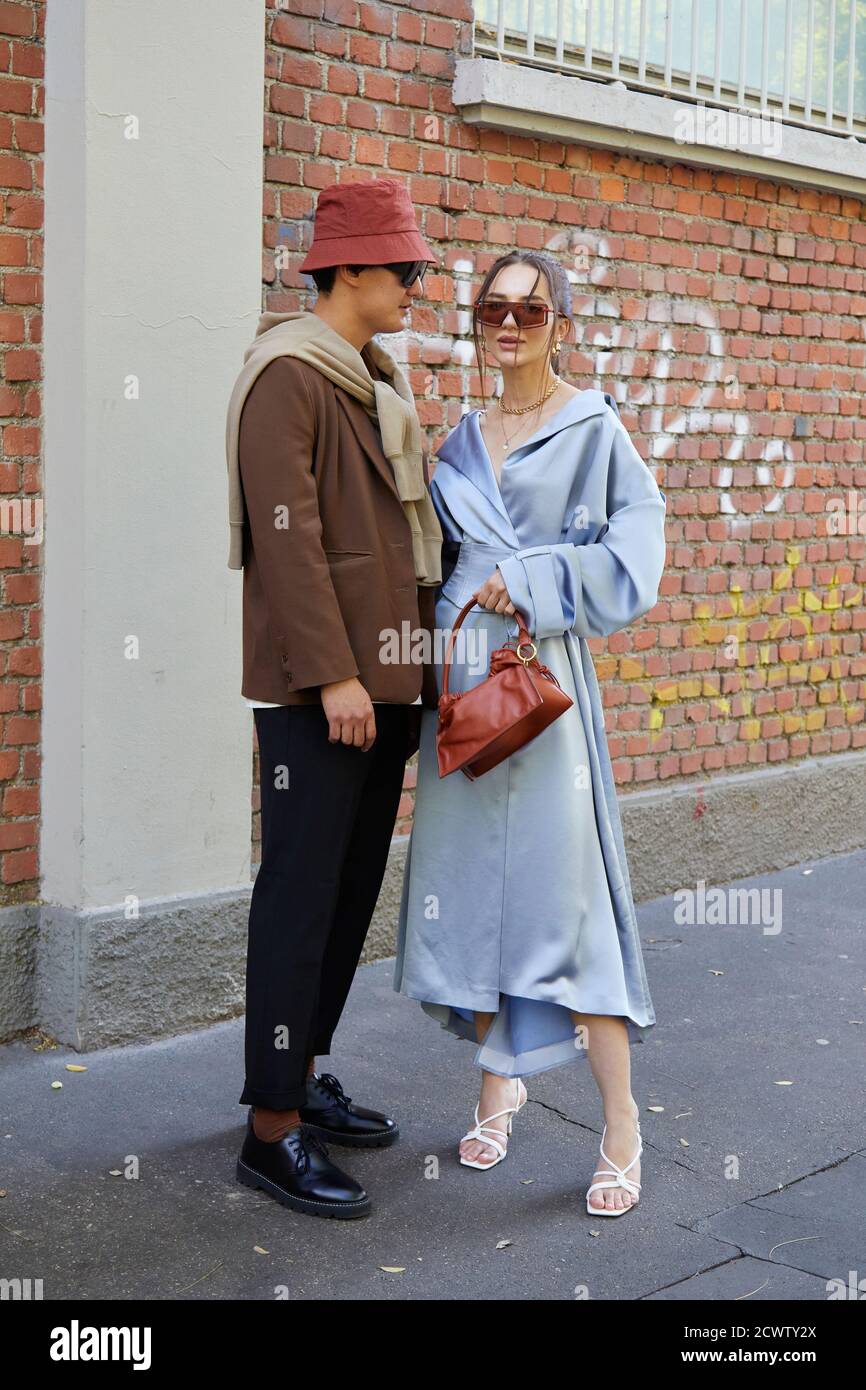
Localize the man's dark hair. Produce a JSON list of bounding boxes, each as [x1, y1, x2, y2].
[[310, 264, 364, 294]]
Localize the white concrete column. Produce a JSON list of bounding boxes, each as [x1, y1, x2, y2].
[[40, 0, 264, 1041]]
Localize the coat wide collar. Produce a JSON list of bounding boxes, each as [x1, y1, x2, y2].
[[498, 387, 610, 453], [434, 389, 611, 534]]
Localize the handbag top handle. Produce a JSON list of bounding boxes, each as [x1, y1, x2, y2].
[[440, 595, 536, 701]]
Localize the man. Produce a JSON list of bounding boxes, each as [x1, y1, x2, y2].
[[224, 179, 443, 1218]]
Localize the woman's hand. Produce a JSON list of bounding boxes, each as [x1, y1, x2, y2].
[[473, 569, 517, 616]]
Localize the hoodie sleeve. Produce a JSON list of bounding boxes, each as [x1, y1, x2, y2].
[[238, 356, 360, 693], [495, 410, 666, 640]]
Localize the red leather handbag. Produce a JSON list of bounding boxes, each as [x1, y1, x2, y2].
[[436, 596, 574, 780]]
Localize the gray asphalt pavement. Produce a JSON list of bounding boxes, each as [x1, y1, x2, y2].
[[1, 848, 864, 1301]]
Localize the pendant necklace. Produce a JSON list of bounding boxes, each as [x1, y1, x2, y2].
[[494, 374, 562, 454]]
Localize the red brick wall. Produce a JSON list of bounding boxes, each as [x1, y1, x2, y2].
[[253, 0, 866, 852], [0, 0, 42, 903]]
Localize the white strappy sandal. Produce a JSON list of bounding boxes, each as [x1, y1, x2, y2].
[[459, 1077, 527, 1170], [586, 1118, 643, 1215]]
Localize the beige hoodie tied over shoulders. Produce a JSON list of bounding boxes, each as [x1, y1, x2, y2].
[[225, 309, 442, 586]]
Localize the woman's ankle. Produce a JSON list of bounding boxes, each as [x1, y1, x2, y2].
[[604, 1097, 639, 1128], [480, 1071, 518, 1094]]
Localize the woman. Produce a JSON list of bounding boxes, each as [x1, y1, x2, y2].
[[393, 251, 667, 1215]]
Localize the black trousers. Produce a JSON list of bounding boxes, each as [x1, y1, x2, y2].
[[239, 703, 411, 1111]]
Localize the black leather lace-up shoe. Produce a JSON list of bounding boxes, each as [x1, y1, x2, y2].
[[296, 1072, 399, 1148], [236, 1121, 371, 1219]]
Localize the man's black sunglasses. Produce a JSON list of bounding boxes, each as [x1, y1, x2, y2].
[[384, 260, 428, 288]]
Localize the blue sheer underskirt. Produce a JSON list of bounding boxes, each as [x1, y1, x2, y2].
[[418, 993, 649, 1079]]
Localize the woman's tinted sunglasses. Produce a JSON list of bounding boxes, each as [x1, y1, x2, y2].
[[474, 300, 554, 328]]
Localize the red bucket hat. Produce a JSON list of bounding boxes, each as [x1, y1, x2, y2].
[[298, 178, 438, 272]]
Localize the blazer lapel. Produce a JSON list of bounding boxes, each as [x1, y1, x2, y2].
[[335, 388, 403, 504]]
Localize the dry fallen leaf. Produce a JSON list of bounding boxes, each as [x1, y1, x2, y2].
[[379, 1266, 405, 1273], [679, 1138, 689, 1147], [108, 1170, 122, 1176], [768, 1234, 820, 1258], [495, 1239, 512, 1250], [50, 1081, 62, 1090], [519, 1178, 534, 1184], [647, 1105, 664, 1113], [254, 1245, 269, 1255], [65, 1064, 87, 1072]]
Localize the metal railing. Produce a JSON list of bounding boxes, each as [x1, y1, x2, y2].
[[473, 0, 866, 137]]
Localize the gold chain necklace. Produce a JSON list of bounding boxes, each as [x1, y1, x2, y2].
[[496, 377, 563, 454], [499, 374, 561, 415]]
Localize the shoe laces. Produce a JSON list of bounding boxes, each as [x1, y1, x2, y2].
[[315, 1072, 351, 1107], [291, 1127, 329, 1173]]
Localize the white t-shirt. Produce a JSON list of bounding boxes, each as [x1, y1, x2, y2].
[[246, 696, 422, 708]]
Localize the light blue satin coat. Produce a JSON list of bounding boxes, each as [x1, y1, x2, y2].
[[392, 390, 667, 1078]]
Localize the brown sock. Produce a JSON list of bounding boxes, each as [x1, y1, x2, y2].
[[252, 1107, 301, 1143], [251, 1059, 315, 1142]]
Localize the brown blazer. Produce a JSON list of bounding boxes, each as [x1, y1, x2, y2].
[[237, 352, 440, 710]]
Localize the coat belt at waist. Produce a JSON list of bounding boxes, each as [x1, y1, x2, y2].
[[438, 540, 519, 607]]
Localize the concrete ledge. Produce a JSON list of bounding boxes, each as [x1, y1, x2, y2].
[[453, 57, 866, 197], [2, 749, 863, 1048], [362, 836, 408, 967], [0, 903, 40, 1039], [615, 749, 866, 900], [33, 887, 252, 1051]]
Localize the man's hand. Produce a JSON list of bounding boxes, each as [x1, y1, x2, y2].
[[473, 569, 517, 615], [320, 677, 376, 751]]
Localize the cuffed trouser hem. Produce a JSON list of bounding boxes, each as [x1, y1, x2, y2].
[[238, 1084, 310, 1111]]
